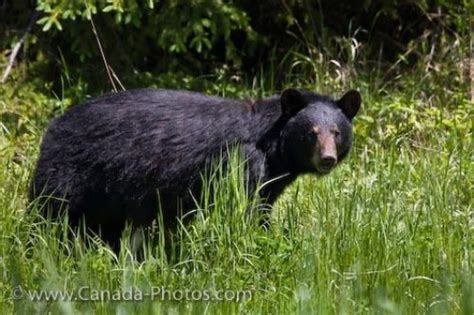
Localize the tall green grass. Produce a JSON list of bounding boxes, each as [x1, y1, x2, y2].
[[0, 97, 472, 313]]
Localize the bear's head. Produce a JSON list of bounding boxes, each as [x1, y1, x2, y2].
[[279, 89, 361, 175]]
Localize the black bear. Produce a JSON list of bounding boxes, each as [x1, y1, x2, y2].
[[30, 88, 360, 245]]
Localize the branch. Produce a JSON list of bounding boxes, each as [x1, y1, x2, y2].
[[1, 11, 40, 83], [89, 13, 125, 92]]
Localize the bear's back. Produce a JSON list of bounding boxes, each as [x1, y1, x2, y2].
[[32, 89, 255, 200]]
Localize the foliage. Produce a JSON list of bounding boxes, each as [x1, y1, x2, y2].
[[27, 0, 260, 88], [1, 0, 470, 92]]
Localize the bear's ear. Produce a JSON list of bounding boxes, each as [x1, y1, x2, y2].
[[280, 88, 307, 118], [337, 90, 361, 120]]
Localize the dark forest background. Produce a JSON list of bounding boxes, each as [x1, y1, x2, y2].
[[1, 0, 470, 95]]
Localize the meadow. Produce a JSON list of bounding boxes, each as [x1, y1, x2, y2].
[[0, 61, 472, 314]]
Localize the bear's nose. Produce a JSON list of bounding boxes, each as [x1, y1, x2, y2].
[[320, 155, 337, 169]]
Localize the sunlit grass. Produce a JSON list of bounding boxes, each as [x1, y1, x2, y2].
[[0, 66, 472, 314], [0, 120, 472, 313]]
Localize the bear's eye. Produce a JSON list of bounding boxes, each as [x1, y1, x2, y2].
[[307, 130, 317, 141], [334, 130, 341, 137]]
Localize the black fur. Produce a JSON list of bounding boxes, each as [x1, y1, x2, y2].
[[30, 88, 360, 245]]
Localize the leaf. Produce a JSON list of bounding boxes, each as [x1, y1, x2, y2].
[[40, 18, 54, 32], [103, 5, 115, 13]]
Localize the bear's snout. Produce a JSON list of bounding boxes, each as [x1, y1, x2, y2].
[[312, 127, 338, 173], [320, 155, 337, 170]]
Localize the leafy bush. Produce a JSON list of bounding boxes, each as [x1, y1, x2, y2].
[[1, 0, 469, 93]]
